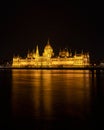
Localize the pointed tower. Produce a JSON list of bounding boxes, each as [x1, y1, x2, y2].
[[69, 49, 72, 57], [35, 45, 39, 58], [66, 48, 69, 57], [27, 49, 30, 58], [32, 49, 35, 58]]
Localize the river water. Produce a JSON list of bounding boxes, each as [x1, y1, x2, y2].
[[0, 69, 104, 129]]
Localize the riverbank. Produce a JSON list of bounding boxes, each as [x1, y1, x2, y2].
[[0, 66, 104, 71]]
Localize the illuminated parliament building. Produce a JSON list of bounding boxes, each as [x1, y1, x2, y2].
[[12, 40, 90, 68]]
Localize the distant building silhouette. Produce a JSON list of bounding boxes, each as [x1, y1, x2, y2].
[[12, 40, 90, 68]]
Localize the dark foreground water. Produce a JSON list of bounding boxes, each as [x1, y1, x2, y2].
[[0, 69, 104, 129]]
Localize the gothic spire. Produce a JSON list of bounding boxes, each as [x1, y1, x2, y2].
[[35, 45, 39, 57]]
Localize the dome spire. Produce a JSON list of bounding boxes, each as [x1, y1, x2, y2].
[[47, 38, 50, 45]]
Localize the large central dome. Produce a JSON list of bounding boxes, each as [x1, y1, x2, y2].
[[43, 39, 54, 58], [44, 43, 52, 50]]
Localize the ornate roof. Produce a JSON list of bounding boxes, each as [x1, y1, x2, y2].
[[44, 39, 53, 50]]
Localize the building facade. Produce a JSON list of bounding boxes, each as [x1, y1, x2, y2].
[[12, 40, 90, 68]]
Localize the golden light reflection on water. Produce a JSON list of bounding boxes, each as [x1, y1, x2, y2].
[[11, 69, 94, 119]]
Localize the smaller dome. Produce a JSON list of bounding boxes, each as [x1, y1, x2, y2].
[[59, 48, 69, 58]]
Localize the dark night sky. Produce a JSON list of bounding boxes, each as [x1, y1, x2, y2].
[[0, 1, 104, 63]]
